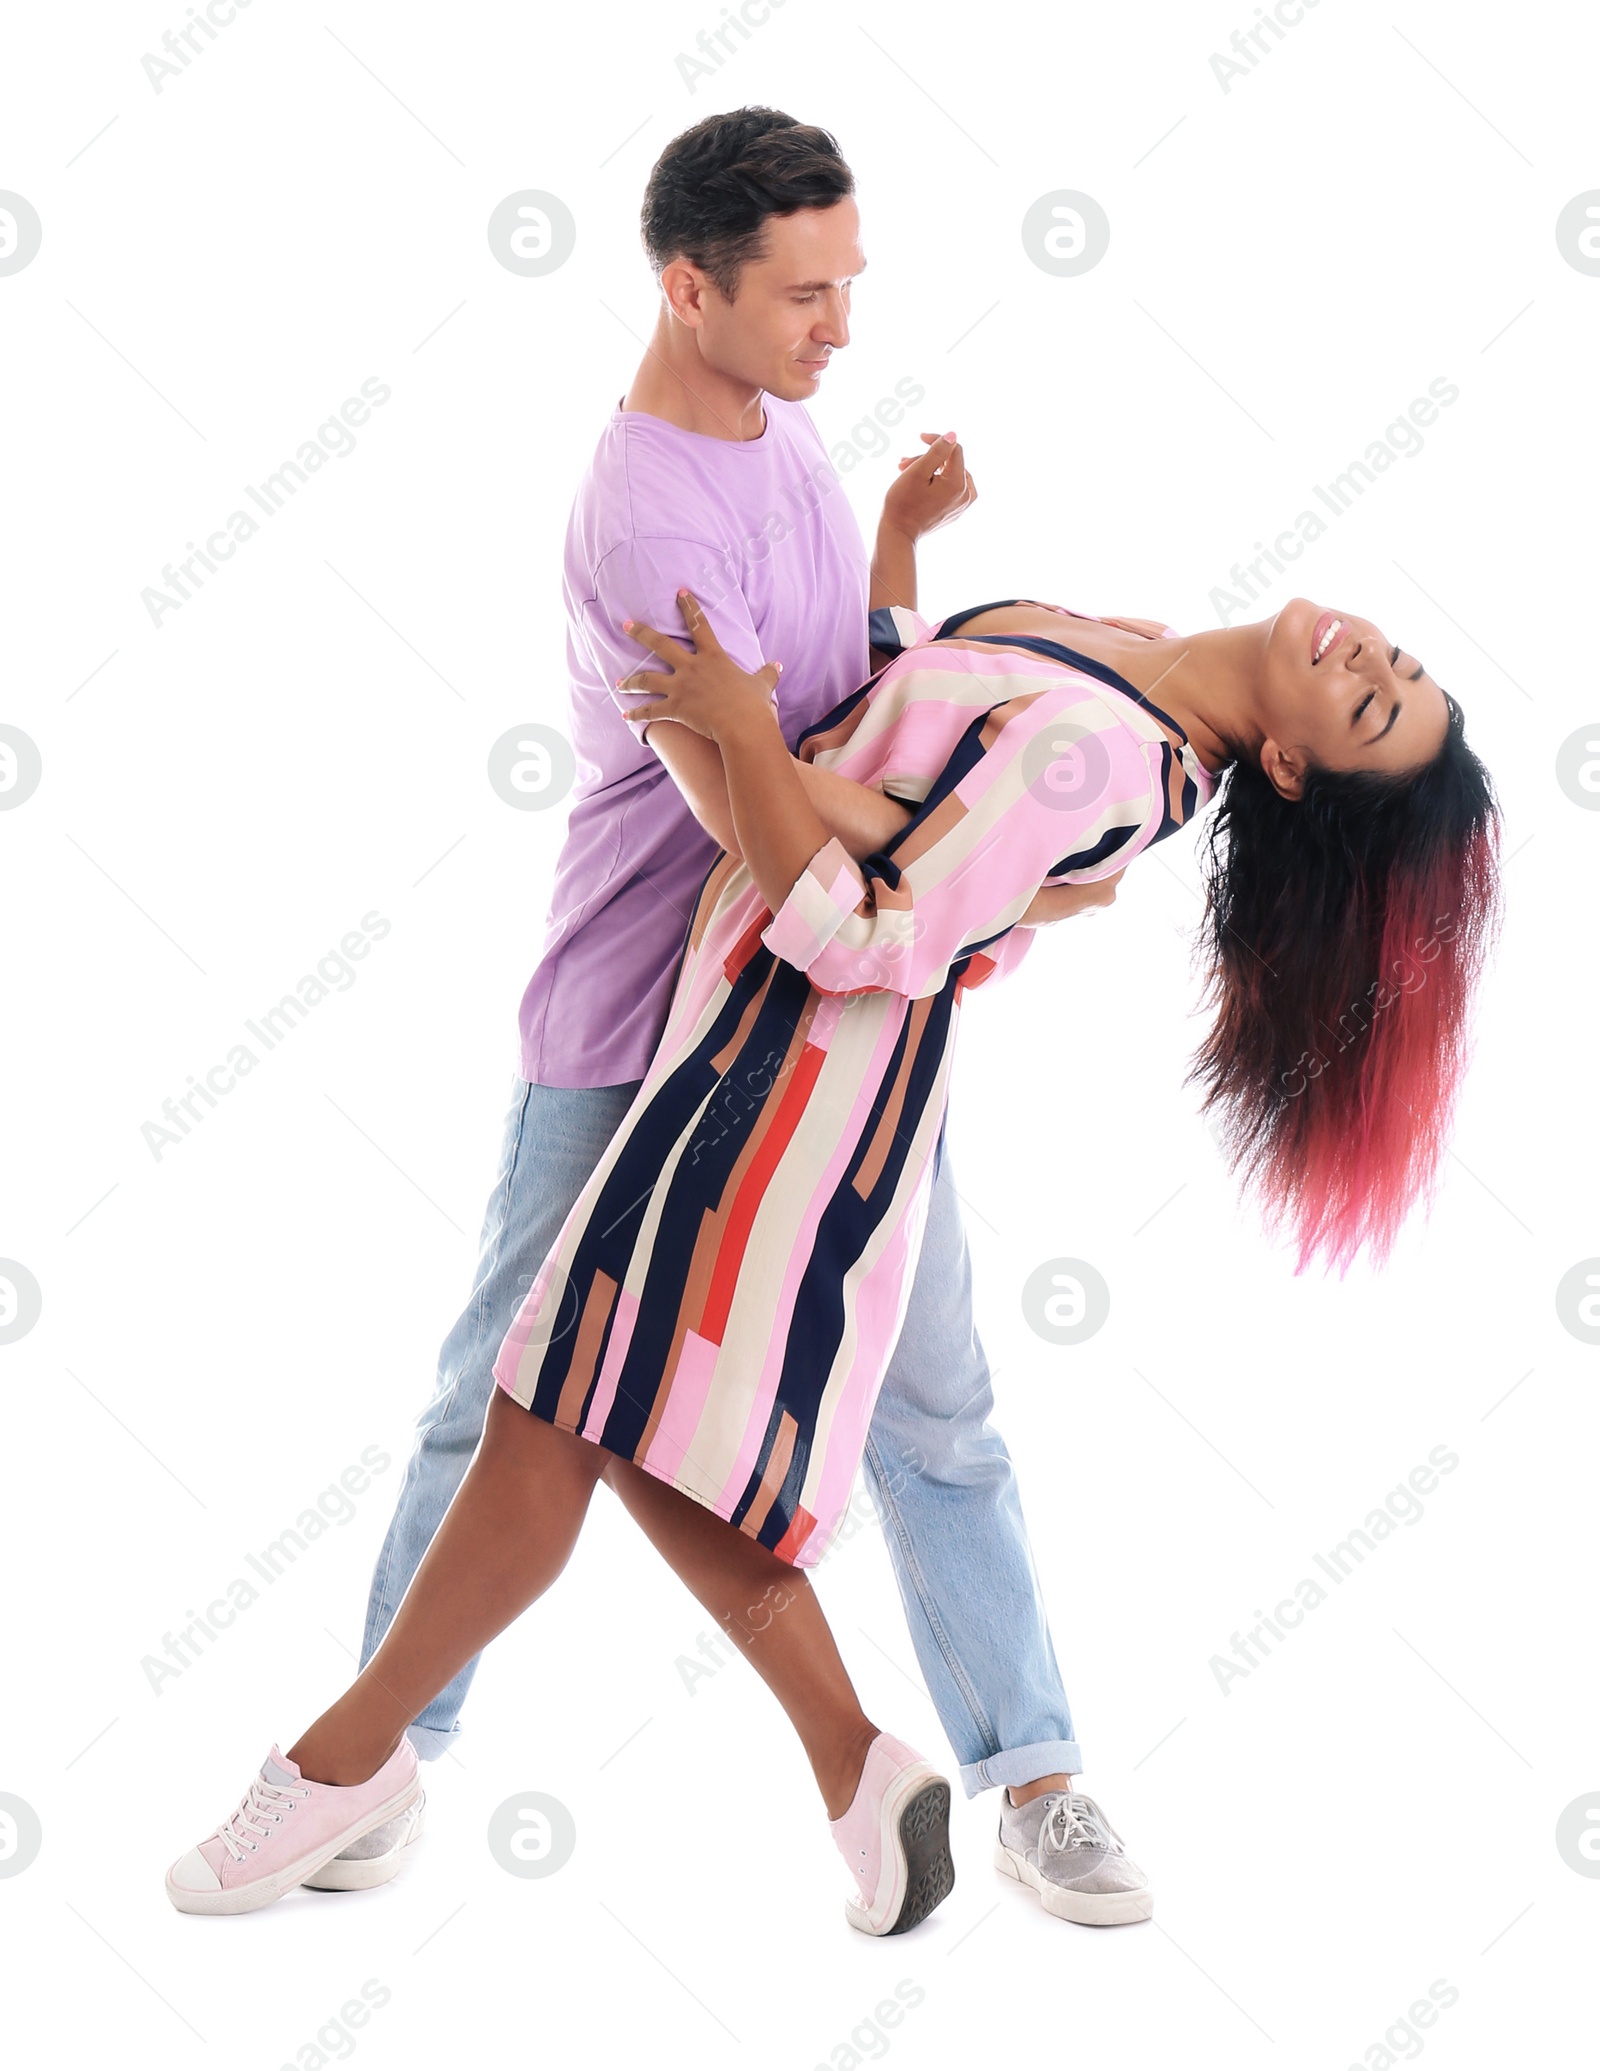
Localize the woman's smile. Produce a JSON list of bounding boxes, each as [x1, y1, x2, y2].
[[1310, 610, 1347, 665]]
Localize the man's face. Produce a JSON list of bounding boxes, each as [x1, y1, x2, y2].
[[693, 197, 864, 401]]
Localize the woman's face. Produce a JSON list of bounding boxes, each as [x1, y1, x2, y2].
[[1256, 598, 1452, 794]]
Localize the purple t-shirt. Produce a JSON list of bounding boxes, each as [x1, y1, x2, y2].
[[518, 398, 872, 1086]]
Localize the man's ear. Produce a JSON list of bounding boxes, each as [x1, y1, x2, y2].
[[660, 258, 711, 328], [1258, 736, 1306, 801]]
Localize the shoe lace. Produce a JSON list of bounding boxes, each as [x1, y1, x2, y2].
[[1040, 1793, 1124, 1860], [212, 1776, 307, 1862]]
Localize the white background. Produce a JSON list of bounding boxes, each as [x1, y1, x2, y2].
[[3, 0, 1596, 2065]]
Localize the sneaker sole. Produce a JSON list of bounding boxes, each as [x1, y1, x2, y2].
[[993, 1839, 1154, 1926], [845, 1772, 955, 1937], [299, 1802, 425, 1891], [165, 1776, 422, 1916]]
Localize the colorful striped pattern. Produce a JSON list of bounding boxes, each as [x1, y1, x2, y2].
[[493, 603, 1219, 1567]]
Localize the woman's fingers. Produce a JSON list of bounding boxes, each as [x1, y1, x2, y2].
[[925, 434, 961, 485], [675, 589, 723, 651], [616, 666, 673, 701], [620, 615, 682, 665], [623, 593, 725, 666], [897, 432, 957, 477]]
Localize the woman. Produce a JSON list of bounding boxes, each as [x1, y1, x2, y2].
[[165, 588, 1499, 1931]]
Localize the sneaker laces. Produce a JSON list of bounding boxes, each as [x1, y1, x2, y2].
[[212, 1775, 306, 1862], [1040, 1793, 1124, 1859]]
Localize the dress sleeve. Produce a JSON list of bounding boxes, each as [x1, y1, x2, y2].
[[866, 604, 938, 659], [762, 683, 1158, 997]]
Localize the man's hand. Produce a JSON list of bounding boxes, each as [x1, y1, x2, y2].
[[879, 431, 978, 544], [617, 591, 781, 745], [1018, 869, 1125, 927]]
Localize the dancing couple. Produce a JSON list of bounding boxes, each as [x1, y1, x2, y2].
[[165, 108, 1499, 1933]]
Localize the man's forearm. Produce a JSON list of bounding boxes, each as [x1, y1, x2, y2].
[[645, 719, 740, 851]]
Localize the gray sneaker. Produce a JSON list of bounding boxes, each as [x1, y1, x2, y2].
[[995, 1789, 1153, 1925], [301, 1793, 425, 1891]]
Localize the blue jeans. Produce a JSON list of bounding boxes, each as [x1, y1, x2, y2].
[[360, 1077, 1081, 1798]]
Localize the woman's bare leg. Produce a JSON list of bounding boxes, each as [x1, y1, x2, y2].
[[285, 1387, 882, 1817], [600, 1456, 881, 1819], [288, 1389, 608, 1785]]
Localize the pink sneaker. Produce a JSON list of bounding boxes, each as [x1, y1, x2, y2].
[[165, 1742, 420, 1916], [829, 1732, 954, 1936], [300, 1795, 426, 1891]]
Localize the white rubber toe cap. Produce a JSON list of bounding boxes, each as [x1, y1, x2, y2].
[[167, 1845, 222, 1894]]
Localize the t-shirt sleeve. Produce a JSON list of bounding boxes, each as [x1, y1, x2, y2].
[[578, 537, 772, 749], [761, 689, 1157, 997]]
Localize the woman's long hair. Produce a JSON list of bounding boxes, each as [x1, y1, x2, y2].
[[1189, 693, 1501, 1274]]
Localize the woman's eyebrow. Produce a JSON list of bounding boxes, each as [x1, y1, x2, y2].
[[1406, 661, 1426, 682], [1376, 701, 1402, 741]]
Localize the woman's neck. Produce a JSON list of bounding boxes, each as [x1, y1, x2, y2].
[[1123, 623, 1270, 774], [945, 605, 1270, 774]]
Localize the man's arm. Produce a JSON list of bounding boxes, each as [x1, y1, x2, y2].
[[643, 719, 739, 853], [1016, 872, 1124, 925], [591, 443, 973, 857]]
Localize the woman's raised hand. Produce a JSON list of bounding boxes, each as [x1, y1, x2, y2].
[[618, 590, 783, 744], [883, 431, 978, 539]]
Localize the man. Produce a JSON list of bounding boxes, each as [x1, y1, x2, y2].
[[333, 106, 1151, 1928]]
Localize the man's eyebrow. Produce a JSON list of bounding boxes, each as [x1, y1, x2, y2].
[[785, 262, 867, 290]]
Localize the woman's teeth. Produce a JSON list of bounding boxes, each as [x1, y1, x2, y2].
[[1313, 616, 1344, 663]]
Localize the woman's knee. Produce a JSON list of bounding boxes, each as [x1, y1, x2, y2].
[[482, 1388, 609, 1486]]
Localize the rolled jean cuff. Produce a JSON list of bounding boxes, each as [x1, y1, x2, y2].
[[404, 1720, 463, 1764], [959, 1737, 1083, 1801]]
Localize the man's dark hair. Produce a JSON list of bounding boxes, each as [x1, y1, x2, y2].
[[640, 107, 855, 300]]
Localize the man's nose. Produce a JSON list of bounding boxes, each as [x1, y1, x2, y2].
[[814, 291, 850, 348]]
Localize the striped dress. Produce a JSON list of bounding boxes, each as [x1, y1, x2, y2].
[[493, 601, 1220, 1567]]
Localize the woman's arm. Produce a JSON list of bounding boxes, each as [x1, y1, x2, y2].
[[621, 593, 1135, 938], [647, 716, 912, 865], [706, 709, 1123, 931], [869, 432, 977, 613], [718, 707, 840, 919], [618, 594, 862, 917]]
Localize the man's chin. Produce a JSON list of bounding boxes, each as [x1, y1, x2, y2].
[[768, 366, 827, 400]]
